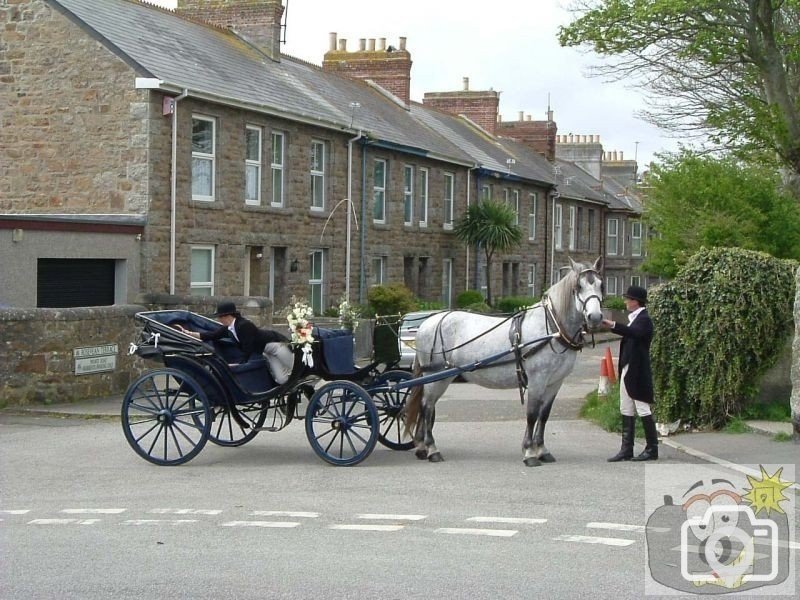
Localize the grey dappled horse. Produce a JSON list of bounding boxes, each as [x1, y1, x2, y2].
[[405, 257, 604, 466]]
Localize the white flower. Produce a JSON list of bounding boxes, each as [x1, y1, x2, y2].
[[283, 297, 316, 365], [337, 297, 360, 331]]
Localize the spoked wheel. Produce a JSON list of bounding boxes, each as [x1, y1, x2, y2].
[[121, 369, 211, 466], [371, 370, 416, 451], [305, 381, 378, 466], [207, 402, 267, 447]]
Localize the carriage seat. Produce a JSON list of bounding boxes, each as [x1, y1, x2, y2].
[[313, 327, 357, 375], [228, 356, 276, 393]]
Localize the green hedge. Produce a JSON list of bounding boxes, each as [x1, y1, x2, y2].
[[494, 296, 539, 313], [456, 289, 484, 308], [650, 247, 797, 428]]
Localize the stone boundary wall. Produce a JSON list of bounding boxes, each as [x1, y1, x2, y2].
[[791, 266, 800, 441]]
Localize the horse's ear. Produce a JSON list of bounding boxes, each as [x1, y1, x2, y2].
[[568, 256, 578, 272], [593, 256, 603, 273]]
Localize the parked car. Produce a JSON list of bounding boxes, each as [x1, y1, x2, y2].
[[398, 310, 441, 369]]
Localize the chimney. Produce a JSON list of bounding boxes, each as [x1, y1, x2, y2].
[[323, 33, 413, 106], [496, 108, 558, 161], [177, 0, 284, 61], [422, 78, 500, 135], [554, 133, 604, 179]]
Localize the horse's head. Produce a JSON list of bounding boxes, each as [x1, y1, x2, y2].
[[570, 257, 604, 330]]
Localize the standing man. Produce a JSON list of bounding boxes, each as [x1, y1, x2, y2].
[[602, 286, 657, 462]]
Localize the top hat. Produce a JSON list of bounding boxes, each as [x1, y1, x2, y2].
[[211, 301, 240, 317], [622, 285, 648, 305]]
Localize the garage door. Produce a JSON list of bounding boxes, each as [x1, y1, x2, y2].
[[37, 259, 116, 308]]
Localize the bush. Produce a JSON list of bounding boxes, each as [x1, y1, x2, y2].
[[456, 289, 484, 308], [602, 296, 626, 310], [366, 283, 418, 317], [464, 301, 493, 313], [650, 247, 797, 429], [494, 296, 538, 313], [418, 300, 446, 311]]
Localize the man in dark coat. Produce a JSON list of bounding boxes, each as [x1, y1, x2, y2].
[[176, 301, 293, 383], [602, 285, 658, 462]]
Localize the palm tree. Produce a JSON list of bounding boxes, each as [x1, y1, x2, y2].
[[454, 200, 523, 306]]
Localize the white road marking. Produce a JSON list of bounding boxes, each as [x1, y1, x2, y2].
[[586, 522, 645, 532], [122, 519, 197, 526], [355, 514, 426, 521], [0, 510, 30, 515], [330, 524, 405, 532], [553, 534, 635, 547], [467, 516, 546, 525], [221, 521, 300, 528], [148, 509, 222, 515], [61, 508, 126, 514], [251, 511, 320, 518], [29, 519, 77, 525], [435, 528, 517, 537]]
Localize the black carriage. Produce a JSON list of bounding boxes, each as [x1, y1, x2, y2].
[[121, 310, 415, 467]]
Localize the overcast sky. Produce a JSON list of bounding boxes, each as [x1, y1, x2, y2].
[[153, 0, 681, 169]]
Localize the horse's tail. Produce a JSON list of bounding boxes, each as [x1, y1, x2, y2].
[[403, 360, 424, 438]]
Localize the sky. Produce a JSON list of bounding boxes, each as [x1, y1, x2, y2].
[[152, 0, 681, 169]]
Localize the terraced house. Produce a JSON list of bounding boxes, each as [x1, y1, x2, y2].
[[0, 0, 648, 312]]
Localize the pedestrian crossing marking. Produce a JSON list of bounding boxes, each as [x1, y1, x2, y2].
[[355, 514, 426, 521], [221, 521, 300, 528], [436, 528, 517, 537], [467, 516, 546, 525], [553, 534, 635, 547], [149, 509, 222, 515], [586, 522, 645, 532], [62, 508, 126, 514], [330, 524, 405, 532], [251, 511, 320, 518], [122, 519, 198, 526]]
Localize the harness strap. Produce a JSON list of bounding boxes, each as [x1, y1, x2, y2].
[[509, 311, 528, 404]]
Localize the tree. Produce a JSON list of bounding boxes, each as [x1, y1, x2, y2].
[[642, 151, 800, 277], [559, 1, 800, 192], [454, 200, 523, 306]]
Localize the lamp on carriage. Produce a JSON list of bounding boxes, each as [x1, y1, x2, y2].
[[290, 258, 299, 272]]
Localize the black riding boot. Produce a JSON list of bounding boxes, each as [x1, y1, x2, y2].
[[632, 414, 659, 461], [607, 415, 635, 462]]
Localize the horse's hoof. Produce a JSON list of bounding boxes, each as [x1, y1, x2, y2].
[[415, 448, 428, 461], [428, 452, 444, 463], [539, 453, 556, 463], [524, 457, 542, 467]]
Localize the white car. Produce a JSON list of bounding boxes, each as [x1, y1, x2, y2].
[[397, 310, 441, 369]]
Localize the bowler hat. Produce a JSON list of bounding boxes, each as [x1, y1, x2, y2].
[[211, 301, 240, 317], [622, 285, 648, 305]]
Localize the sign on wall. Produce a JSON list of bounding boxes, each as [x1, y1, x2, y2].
[[74, 344, 118, 375]]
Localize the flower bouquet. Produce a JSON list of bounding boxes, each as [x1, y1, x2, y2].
[[285, 297, 315, 367], [337, 296, 361, 332]]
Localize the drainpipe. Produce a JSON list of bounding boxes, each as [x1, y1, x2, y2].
[[359, 137, 369, 304], [465, 166, 478, 291], [170, 89, 189, 295], [549, 191, 557, 286], [346, 131, 364, 305]]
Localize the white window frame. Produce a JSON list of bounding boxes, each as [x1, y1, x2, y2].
[[403, 165, 414, 226], [371, 256, 386, 287], [512, 190, 520, 226], [631, 220, 642, 257], [373, 158, 387, 223], [607, 218, 619, 256], [309, 249, 324, 314], [528, 192, 538, 240], [310, 140, 325, 211], [481, 185, 491, 202], [245, 125, 262, 206], [191, 115, 215, 202], [419, 167, 429, 227], [442, 258, 453, 308], [553, 203, 563, 250], [527, 264, 537, 297], [271, 131, 284, 207], [568, 205, 577, 251], [607, 275, 618, 296], [190, 245, 215, 296], [443, 172, 454, 230]]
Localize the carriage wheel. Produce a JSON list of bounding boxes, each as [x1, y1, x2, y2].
[[207, 402, 267, 447], [305, 381, 378, 466], [371, 370, 416, 451], [121, 368, 211, 466]]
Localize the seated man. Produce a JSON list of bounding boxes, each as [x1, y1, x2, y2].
[[175, 301, 294, 384]]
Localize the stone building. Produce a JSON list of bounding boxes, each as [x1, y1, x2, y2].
[[1, 0, 645, 312]]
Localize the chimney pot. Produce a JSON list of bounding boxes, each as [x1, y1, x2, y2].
[[463, 76, 469, 91], [526, 114, 531, 121], [518, 111, 524, 121], [359, 38, 366, 51], [368, 38, 376, 51], [338, 38, 347, 51], [399, 36, 406, 51], [619, 151, 624, 160], [329, 32, 337, 52], [379, 37, 386, 50]]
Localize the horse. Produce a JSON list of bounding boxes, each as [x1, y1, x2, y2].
[[405, 257, 604, 466]]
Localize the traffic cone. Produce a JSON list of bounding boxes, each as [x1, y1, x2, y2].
[[598, 356, 610, 395], [605, 347, 617, 385]]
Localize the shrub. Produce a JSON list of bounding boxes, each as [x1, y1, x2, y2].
[[494, 296, 538, 313], [602, 296, 626, 310], [650, 247, 797, 429], [366, 283, 418, 317], [464, 301, 492, 313], [456, 289, 484, 308], [418, 300, 446, 311]]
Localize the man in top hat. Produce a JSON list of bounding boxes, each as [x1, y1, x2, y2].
[[175, 301, 292, 383], [602, 285, 658, 462]]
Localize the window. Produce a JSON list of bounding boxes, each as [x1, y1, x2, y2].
[[443, 172, 454, 229], [373, 158, 387, 223], [371, 256, 386, 286], [481, 185, 491, 202], [403, 165, 414, 225], [503, 188, 510, 205], [631, 275, 641, 288], [606, 275, 618, 296], [271, 131, 284, 207], [607, 218, 619, 255], [568, 205, 576, 251], [309, 249, 324, 314], [527, 264, 537, 297], [588, 209, 595, 250], [419, 168, 429, 226], [190, 246, 214, 296], [631, 220, 642, 256], [576, 207, 584, 249], [442, 258, 453, 307], [512, 190, 520, 226], [245, 125, 261, 205], [310, 140, 325, 210], [191, 115, 215, 201], [528, 192, 538, 240], [553, 203, 563, 250]]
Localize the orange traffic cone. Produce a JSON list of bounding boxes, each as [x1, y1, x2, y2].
[[598, 356, 610, 395], [605, 347, 617, 385]]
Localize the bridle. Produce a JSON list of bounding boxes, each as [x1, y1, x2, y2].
[[574, 268, 603, 320], [543, 268, 603, 351]]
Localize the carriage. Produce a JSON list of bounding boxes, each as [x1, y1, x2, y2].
[[121, 310, 415, 467]]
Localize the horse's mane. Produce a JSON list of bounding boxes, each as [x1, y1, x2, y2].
[[544, 266, 581, 318]]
